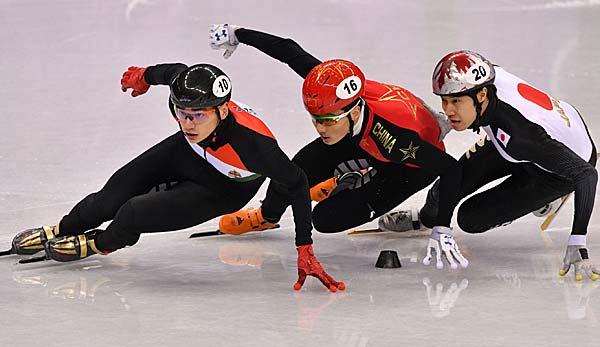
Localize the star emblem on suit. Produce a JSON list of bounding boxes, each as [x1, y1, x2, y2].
[[399, 141, 419, 161]]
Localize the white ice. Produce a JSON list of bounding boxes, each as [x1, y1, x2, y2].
[[1, 1, 600, 346]]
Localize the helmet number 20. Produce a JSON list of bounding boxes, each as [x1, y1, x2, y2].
[[471, 66, 487, 81], [465, 62, 490, 85], [336, 76, 362, 100]]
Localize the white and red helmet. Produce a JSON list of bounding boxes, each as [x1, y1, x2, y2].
[[432, 50, 495, 96]]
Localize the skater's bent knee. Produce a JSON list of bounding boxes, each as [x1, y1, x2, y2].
[[312, 216, 344, 233], [457, 209, 488, 234], [109, 201, 142, 246]]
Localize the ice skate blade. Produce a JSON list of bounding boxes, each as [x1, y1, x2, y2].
[[18, 255, 48, 264], [189, 224, 281, 238], [349, 228, 431, 237]]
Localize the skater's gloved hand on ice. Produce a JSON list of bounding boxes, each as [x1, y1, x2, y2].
[[423, 226, 469, 270], [294, 244, 345, 292], [433, 111, 452, 142], [420, 99, 452, 141], [121, 66, 150, 97], [560, 243, 599, 281], [209, 24, 240, 59]]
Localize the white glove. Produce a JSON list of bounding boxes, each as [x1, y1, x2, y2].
[[423, 226, 469, 269], [433, 111, 452, 142], [421, 100, 452, 141], [209, 24, 240, 59], [559, 245, 599, 281]]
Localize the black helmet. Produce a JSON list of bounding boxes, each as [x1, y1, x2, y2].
[[170, 64, 232, 109]]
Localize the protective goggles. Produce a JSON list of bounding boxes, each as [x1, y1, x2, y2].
[[310, 99, 362, 126], [174, 107, 214, 124]]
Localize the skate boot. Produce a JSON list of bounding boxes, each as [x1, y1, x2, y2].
[[219, 207, 277, 235], [378, 208, 422, 232], [45, 230, 109, 262], [11, 225, 61, 255], [532, 198, 562, 217]]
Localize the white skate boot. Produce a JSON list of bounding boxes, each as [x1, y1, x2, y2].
[[532, 198, 562, 217], [378, 208, 423, 232]]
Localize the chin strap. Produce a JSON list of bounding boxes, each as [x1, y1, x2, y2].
[[467, 92, 485, 134], [345, 98, 364, 138], [347, 115, 355, 137], [467, 85, 496, 134], [198, 106, 231, 150]]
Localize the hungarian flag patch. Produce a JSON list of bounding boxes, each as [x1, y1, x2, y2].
[[496, 128, 511, 147]]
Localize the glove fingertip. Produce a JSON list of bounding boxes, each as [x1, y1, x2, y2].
[[575, 274, 583, 281], [337, 282, 346, 291], [293, 282, 302, 291], [328, 285, 337, 293], [436, 261, 443, 270], [591, 273, 599, 281]]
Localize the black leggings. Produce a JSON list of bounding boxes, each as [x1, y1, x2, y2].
[[59, 132, 264, 251], [421, 136, 597, 233], [261, 136, 436, 233]]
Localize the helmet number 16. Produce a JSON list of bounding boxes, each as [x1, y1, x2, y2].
[[344, 80, 358, 94], [336, 76, 362, 100]]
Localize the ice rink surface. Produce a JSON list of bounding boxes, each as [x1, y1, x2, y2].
[[1, 0, 600, 346]]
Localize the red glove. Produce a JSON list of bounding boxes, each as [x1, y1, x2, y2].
[[294, 245, 345, 292], [121, 66, 150, 97]]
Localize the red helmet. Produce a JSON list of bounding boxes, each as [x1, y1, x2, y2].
[[302, 59, 366, 115], [432, 50, 495, 96]]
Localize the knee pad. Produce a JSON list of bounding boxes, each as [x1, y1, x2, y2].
[[419, 208, 436, 229], [312, 205, 344, 233], [457, 207, 487, 234], [110, 201, 142, 247]]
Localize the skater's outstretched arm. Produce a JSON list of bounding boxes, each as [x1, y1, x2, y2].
[[121, 63, 188, 97], [209, 24, 321, 78]]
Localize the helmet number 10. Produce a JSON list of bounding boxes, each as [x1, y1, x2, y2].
[[218, 79, 229, 93], [213, 75, 232, 98]]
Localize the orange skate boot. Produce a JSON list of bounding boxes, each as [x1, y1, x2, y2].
[[219, 207, 277, 235]]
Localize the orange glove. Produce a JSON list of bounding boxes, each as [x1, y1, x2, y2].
[[121, 66, 150, 97], [294, 245, 345, 292], [310, 177, 337, 202]]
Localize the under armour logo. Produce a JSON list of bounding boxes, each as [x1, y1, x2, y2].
[[215, 29, 228, 42], [441, 235, 454, 246]]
